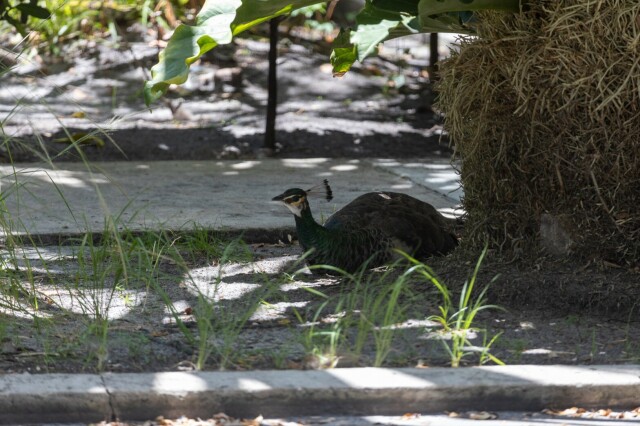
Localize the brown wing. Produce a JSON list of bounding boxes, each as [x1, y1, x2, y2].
[[324, 192, 458, 257]]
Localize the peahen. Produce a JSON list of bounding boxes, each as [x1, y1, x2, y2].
[[272, 181, 458, 273]]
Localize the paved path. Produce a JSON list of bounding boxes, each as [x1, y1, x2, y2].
[[0, 158, 461, 238]]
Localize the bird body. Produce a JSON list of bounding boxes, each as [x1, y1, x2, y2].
[[273, 183, 457, 273]]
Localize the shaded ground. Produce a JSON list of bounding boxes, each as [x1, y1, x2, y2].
[[1, 31, 450, 162], [1, 241, 639, 375], [6, 126, 449, 162], [1, 31, 639, 376]]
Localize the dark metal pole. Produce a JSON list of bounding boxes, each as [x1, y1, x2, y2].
[[264, 17, 282, 153], [429, 32, 439, 72]]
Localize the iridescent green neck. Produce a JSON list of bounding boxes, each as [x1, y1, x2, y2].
[[293, 205, 329, 250]]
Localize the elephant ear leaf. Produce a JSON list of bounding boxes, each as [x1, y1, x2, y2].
[[329, 0, 421, 76], [143, 0, 323, 106], [143, 0, 240, 106], [329, 0, 509, 75], [145, 0, 523, 103]]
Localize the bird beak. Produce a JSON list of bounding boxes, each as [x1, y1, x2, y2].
[[272, 193, 285, 202]]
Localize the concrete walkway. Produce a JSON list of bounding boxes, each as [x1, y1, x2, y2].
[[0, 158, 461, 238]]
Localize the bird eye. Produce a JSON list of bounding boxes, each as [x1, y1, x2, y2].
[[287, 195, 300, 203]]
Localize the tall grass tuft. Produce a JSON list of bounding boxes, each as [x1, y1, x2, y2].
[[401, 247, 504, 367]]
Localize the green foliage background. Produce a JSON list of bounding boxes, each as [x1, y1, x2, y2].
[[143, 0, 521, 104], [1, 0, 195, 55]]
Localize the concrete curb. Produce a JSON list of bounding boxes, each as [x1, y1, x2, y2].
[[1, 365, 639, 424]]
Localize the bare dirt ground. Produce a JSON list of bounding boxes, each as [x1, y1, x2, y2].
[[1, 30, 639, 375], [1, 240, 639, 375]]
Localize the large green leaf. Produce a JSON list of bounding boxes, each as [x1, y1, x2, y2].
[[330, 0, 477, 75], [144, 0, 523, 103], [330, 29, 357, 77], [352, 3, 420, 63], [329, 0, 522, 75], [144, 0, 322, 105], [329, 1, 420, 77]]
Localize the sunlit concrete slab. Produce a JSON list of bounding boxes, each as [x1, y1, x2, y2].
[[0, 158, 461, 237], [1, 365, 638, 424], [372, 158, 463, 202]]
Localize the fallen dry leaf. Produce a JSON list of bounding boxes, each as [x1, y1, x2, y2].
[[155, 416, 173, 425], [468, 411, 497, 420], [401, 413, 420, 420], [543, 406, 640, 420], [241, 415, 263, 426]]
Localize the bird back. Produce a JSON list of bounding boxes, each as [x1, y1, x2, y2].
[[324, 191, 458, 259]]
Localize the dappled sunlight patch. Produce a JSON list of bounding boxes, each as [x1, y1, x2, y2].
[[186, 267, 259, 302], [378, 318, 439, 331], [151, 372, 209, 391], [420, 328, 479, 341], [163, 299, 191, 315], [326, 368, 433, 388], [519, 321, 536, 330], [370, 159, 463, 202], [230, 161, 261, 170], [0, 263, 67, 276], [281, 158, 329, 169], [277, 114, 431, 137], [184, 254, 304, 301], [424, 171, 460, 191], [521, 348, 575, 358], [438, 206, 464, 219], [188, 254, 299, 280], [237, 377, 272, 391], [329, 164, 358, 172], [390, 182, 414, 190], [2, 167, 109, 189], [373, 159, 401, 167], [37, 285, 146, 320], [250, 301, 308, 322], [279, 276, 340, 292], [1, 247, 81, 275], [4, 246, 78, 262], [0, 303, 53, 320]]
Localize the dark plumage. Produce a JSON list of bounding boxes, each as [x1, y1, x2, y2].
[[272, 183, 458, 273]]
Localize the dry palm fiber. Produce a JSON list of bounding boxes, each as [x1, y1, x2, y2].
[[437, 0, 640, 264]]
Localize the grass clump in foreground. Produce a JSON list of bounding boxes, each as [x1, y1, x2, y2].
[[402, 248, 504, 367], [291, 248, 504, 369], [0, 225, 269, 372]]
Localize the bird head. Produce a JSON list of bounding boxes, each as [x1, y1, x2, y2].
[[272, 188, 309, 217], [272, 180, 333, 218]]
